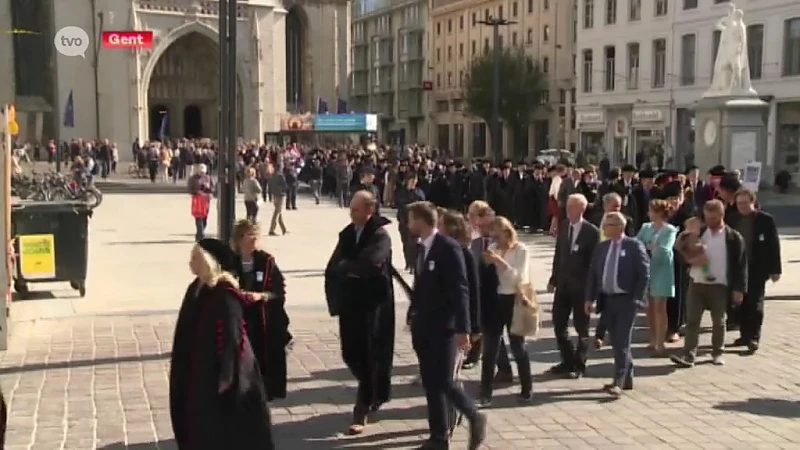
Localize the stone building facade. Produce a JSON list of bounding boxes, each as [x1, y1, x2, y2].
[[52, 0, 350, 160]]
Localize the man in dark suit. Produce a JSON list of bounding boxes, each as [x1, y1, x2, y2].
[[585, 212, 650, 398], [671, 200, 747, 368], [406, 201, 487, 450], [463, 210, 503, 370], [547, 193, 600, 378], [615, 164, 639, 220], [631, 169, 655, 230], [731, 190, 781, 354], [324, 190, 396, 435]]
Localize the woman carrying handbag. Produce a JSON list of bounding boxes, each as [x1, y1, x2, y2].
[[479, 216, 533, 406]]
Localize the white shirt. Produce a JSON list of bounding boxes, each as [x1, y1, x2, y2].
[[490, 243, 530, 295], [691, 228, 728, 285], [567, 219, 583, 249], [420, 229, 438, 260]]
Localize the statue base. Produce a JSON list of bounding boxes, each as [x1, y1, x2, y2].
[[691, 96, 768, 180]]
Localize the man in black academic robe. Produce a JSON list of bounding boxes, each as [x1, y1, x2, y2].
[[324, 191, 395, 435]]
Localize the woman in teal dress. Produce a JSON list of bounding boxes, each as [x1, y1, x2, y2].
[[636, 199, 678, 356]]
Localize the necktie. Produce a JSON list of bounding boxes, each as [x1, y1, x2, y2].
[[416, 243, 426, 274], [603, 242, 619, 293], [567, 224, 574, 247]]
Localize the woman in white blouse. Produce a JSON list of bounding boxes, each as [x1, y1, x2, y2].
[[479, 216, 534, 405]]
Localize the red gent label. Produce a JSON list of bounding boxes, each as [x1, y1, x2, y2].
[[101, 31, 154, 49]]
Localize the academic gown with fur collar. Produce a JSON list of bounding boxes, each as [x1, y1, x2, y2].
[[169, 278, 274, 450]]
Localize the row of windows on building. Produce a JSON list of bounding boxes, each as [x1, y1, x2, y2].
[[435, 0, 551, 36], [581, 17, 800, 93], [582, 0, 731, 29], [352, 4, 422, 42], [435, 25, 552, 62]]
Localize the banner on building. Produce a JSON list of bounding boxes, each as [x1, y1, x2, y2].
[[314, 114, 378, 132]]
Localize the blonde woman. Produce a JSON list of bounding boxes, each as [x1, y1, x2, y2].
[[231, 220, 290, 401], [479, 216, 533, 405], [169, 238, 274, 449]]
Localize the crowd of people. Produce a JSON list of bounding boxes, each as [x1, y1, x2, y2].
[[166, 138, 785, 449]]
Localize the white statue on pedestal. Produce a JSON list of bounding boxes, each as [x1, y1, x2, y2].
[[704, 4, 758, 98]]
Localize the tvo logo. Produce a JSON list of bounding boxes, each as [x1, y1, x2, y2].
[[54, 26, 90, 58]]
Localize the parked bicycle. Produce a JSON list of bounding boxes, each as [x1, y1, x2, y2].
[[11, 171, 103, 209]]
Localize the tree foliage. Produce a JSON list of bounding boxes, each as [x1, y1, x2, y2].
[[463, 48, 548, 139]]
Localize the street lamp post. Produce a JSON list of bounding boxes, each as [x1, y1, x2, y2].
[[477, 16, 515, 165], [217, 0, 238, 243]]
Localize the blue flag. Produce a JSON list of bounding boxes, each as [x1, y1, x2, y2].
[[336, 98, 348, 114], [317, 97, 329, 114], [63, 90, 74, 128], [159, 112, 168, 140]]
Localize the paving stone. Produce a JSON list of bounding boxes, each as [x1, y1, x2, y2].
[[1, 193, 799, 448]]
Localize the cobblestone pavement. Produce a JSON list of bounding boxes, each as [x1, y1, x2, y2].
[[2, 300, 800, 450], [4, 193, 800, 449]]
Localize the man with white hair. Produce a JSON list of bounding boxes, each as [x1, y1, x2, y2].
[[547, 193, 599, 379], [585, 211, 649, 398]]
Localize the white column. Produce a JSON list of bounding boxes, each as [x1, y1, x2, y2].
[[767, 100, 777, 167]]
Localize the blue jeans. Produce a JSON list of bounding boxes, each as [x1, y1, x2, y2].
[[194, 217, 207, 241]]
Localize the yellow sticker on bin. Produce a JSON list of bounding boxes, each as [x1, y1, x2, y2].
[[19, 234, 56, 280]]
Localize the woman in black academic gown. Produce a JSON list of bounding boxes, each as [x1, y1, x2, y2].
[[169, 238, 274, 450], [231, 219, 291, 401]]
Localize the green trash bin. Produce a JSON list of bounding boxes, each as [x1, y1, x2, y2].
[[11, 201, 91, 299]]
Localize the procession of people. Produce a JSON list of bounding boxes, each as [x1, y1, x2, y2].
[[162, 138, 784, 449]]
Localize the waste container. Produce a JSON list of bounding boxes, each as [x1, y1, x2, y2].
[[11, 201, 91, 299]]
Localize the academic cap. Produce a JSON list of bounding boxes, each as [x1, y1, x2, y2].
[[639, 169, 656, 179], [621, 164, 636, 173], [718, 173, 741, 192], [196, 238, 238, 273], [708, 165, 726, 176], [662, 181, 684, 198]]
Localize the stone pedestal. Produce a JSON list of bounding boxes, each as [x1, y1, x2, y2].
[[692, 96, 768, 177]]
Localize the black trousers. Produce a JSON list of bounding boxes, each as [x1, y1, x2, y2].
[[740, 282, 766, 344], [398, 224, 416, 269], [552, 287, 590, 372], [480, 294, 532, 398], [413, 332, 478, 442], [667, 263, 689, 334], [244, 200, 259, 222], [285, 185, 297, 209]]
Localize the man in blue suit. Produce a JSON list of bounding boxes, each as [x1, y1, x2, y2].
[[585, 211, 650, 398], [406, 201, 487, 450]]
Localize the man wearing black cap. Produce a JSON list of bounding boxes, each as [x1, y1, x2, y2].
[[614, 165, 639, 223], [632, 169, 656, 230], [511, 161, 534, 229]]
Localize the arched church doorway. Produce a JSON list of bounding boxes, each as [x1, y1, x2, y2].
[[149, 104, 170, 140], [286, 6, 310, 112], [183, 105, 202, 138], [147, 32, 219, 139]]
